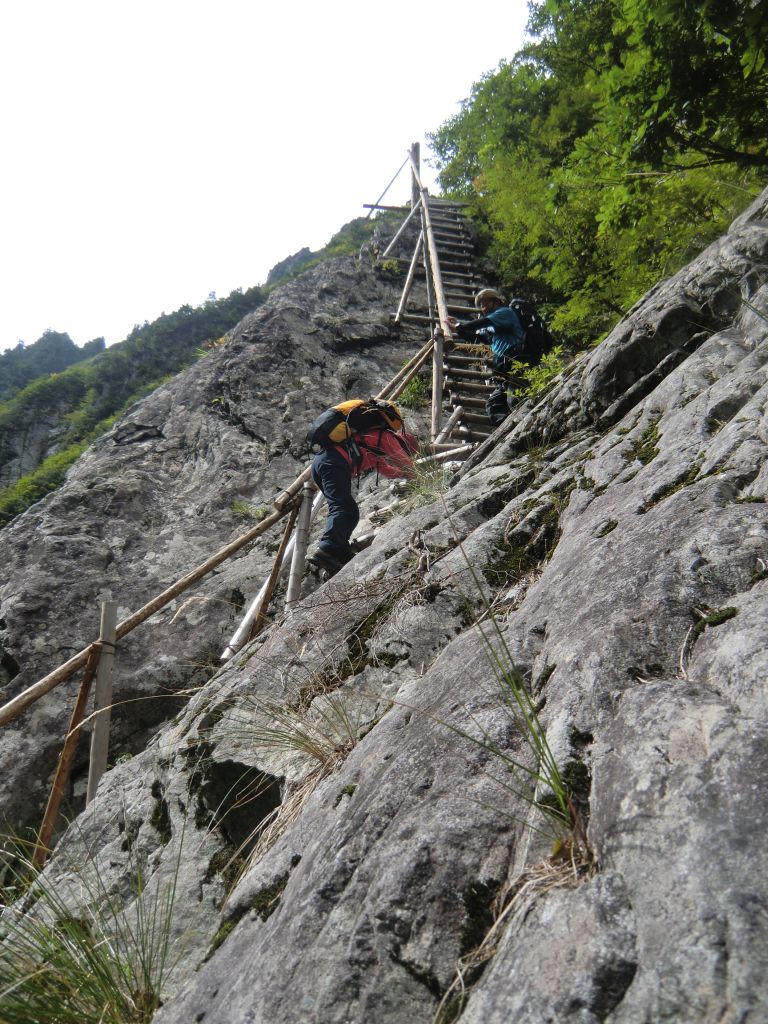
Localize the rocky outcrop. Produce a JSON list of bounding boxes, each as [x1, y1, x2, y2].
[[0, 254, 427, 833], [3, 188, 768, 1023]]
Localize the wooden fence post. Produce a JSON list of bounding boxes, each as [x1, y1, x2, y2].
[[86, 596, 118, 805], [410, 142, 420, 209], [245, 504, 300, 644], [33, 646, 101, 867], [285, 484, 315, 609]]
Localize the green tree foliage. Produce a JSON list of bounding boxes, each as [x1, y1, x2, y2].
[[429, 0, 767, 346], [0, 212, 405, 527], [0, 331, 105, 402], [0, 285, 268, 525]]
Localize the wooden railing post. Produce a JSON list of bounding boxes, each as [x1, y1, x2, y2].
[[86, 596, 118, 805], [410, 142, 420, 209], [285, 484, 315, 609], [33, 647, 101, 867]]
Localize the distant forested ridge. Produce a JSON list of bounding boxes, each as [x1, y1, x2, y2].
[[0, 332, 106, 403], [429, 0, 767, 345], [0, 215, 388, 527]]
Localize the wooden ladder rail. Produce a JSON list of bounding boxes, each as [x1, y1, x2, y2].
[[408, 153, 456, 440]]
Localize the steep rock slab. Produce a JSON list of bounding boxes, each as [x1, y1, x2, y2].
[[0, 255, 426, 831], [152, 190, 768, 1021], [6, 188, 768, 1023]]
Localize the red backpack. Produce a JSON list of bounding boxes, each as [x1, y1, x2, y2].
[[350, 426, 418, 479]]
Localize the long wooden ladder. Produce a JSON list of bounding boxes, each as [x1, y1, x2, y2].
[[387, 195, 496, 443]]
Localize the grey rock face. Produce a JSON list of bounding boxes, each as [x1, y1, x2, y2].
[[0, 255, 426, 832], [3, 189, 768, 1023]]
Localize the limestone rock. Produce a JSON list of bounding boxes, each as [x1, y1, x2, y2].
[[2, 189, 768, 1023]]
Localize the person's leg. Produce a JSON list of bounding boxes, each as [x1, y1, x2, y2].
[[311, 452, 359, 560]]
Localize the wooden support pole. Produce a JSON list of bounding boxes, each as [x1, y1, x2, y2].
[[382, 198, 422, 259], [410, 142, 420, 209], [222, 490, 325, 660], [366, 155, 410, 219], [434, 405, 465, 444], [86, 597, 118, 805], [377, 337, 434, 401], [246, 504, 300, 644], [394, 229, 424, 323], [285, 484, 315, 609], [33, 647, 101, 867]]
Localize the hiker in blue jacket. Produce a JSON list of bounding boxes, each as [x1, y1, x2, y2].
[[446, 288, 526, 427]]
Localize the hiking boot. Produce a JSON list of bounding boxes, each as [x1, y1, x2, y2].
[[307, 548, 346, 578]]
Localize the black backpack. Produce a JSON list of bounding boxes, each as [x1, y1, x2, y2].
[[509, 299, 556, 363]]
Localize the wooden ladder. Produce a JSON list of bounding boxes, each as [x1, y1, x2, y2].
[[391, 196, 495, 442]]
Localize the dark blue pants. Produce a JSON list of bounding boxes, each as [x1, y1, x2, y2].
[[311, 449, 359, 559]]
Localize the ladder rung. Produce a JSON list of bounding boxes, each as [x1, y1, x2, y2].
[[445, 354, 486, 365], [450, 393, 486, 408], [453, 420, 494, 436], [444, 365, 489, 379], [459, 410, 493, 424], [443, 380, 493, 394]]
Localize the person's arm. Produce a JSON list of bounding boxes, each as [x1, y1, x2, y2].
[[449, 315, 495, 339]]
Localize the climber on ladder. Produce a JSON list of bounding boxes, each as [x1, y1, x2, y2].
[[305, 398, 419, 577], [447, 288, 557, 427]]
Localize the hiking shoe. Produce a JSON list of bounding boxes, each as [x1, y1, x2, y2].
[[307, 549, 345, 578]]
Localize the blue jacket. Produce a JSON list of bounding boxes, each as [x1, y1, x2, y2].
[[455, 306, 524, 358]]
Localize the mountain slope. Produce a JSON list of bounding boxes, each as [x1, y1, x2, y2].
[[1, 189, 767, 1023]]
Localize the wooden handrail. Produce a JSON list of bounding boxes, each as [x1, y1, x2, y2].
[[0, 504, 291, 728], [2, 146, 472, 729]]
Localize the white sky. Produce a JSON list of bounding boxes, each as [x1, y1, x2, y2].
[[0, 1, 529, 355]]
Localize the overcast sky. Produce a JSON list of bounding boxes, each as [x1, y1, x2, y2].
[[0, 1, 529, 355]]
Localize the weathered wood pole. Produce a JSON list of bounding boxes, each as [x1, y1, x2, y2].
[[86, 597, 118, 805], [382, 198, 422, 259], [245, 504, 301, 644], [223, 492, 326, 659], [285, 484, 315, 609], [410, 142, 420, 209], [33, 647, 101, 867], [394, 229, 424, 323], [434, 404, 465, 444]]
